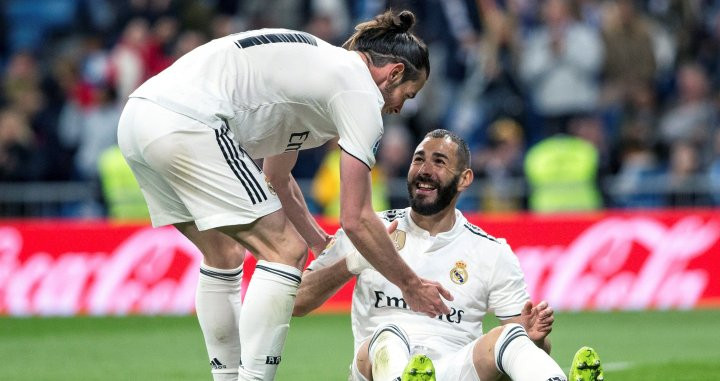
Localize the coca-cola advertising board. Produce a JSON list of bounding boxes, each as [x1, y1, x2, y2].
[[0, 209, 718, 316]]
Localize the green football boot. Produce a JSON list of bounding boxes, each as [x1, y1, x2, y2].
[[568, 346, 605, 381], [401, 354, 436, 381]]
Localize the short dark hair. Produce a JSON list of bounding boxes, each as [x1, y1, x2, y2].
[[343, 9, 430, 82], [424, 129, 471, 171]]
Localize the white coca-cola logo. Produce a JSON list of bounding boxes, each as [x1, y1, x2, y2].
[[515, 216, 719, 310], [0, 226, 202, 316]]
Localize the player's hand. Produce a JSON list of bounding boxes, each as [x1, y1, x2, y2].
[[310, 234, 334, 258], [385, 219, 399, 235], [520, 300, 554, 342], [401, 278, 454, 318]]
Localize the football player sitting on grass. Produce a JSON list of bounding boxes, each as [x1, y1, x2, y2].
[[294, 129, 604, 381]]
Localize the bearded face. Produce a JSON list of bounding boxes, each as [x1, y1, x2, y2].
[[407, 171, 461, 216]]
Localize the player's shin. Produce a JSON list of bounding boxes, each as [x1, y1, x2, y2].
[[369, 324, 412, 381], [237, 260, 301, 381], [494, 324, 566, 381], [196, 263, 244, 381]]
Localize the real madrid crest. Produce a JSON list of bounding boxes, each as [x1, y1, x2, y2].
[[264, 176, 277, 196], [450, 261, 468, 285], [390, 230, 406, 251]]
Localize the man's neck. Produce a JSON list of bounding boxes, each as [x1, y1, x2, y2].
[[355, 51, 386, 85], [409, 206, 457, 236]]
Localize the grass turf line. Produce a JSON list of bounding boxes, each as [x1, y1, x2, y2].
[[0, 310, 719, 380]]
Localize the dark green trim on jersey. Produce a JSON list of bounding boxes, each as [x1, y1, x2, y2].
[[463, 223, 499, 243], [380, 209, 407, 222]]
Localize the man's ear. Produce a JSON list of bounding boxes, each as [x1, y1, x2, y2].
[[388, 62, 405, 83], [457, 168, 474, 191]]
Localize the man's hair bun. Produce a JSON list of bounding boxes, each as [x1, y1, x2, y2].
[[396, 10, 415, 33]]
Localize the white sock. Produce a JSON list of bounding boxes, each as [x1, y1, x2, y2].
[[494, 324, 566, 381], [196, 263, 244, 381], [237, 260, 301, 381], [369, 324, 411, 381]]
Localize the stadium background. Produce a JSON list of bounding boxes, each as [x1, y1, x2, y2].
[[0, 0, 719, 380]]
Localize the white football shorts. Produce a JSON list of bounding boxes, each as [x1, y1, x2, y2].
[[349, 337, 482, 381], [117, 97, 281, 230]]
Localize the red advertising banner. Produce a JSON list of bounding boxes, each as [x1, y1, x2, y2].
[[0, 209, 718, 316]]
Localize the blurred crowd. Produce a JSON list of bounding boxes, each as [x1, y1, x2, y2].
[[0, 0, 719, 217]]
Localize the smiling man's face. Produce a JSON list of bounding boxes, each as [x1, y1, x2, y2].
[[406, 137, 462, 216]]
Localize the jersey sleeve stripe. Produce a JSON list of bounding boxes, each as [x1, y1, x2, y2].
[[495, 313, 521, 319]]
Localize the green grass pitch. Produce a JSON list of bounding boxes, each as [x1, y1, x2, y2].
[[1, 309, 719, 380]]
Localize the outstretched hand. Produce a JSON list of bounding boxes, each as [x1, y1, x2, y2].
[[347, 219, 454, 316], [520, 300, 554, 342], [401, 278, 454, 317], [310, 234, 334, 259]]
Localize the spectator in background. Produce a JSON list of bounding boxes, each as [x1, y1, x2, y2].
[[109, 18, 152, 101], [524, 127, 602, 213], [599, 0, 656, 143], [97, 144, 150, 220], [446, 0, 525, 148], [474, 118, 526, 212], [708, 129, 720, 205], [519, 0, 604, 140], [659, 62, 717, 164], [172, 29, 207, 59], [612, 138, 665, 208], [665, 140, 712, 207], [0, 108, 43, 181], [145, 15, 180, 76], [601, 0, 656, 101], [63, 83, 122, 181]]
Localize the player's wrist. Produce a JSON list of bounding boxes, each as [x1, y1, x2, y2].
[[398, 274, 422, 291]]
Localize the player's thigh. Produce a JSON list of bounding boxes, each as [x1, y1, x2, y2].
[[217, 208, 307, 268], [435, 340, 484, 381]]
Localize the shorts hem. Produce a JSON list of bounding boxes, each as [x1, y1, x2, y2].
[[194, 203, 282, 231]]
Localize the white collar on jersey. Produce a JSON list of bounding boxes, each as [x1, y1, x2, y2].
[[402, 208, 467, 250]]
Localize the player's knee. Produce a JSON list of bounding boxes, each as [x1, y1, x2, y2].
[[471, 326, 507, 380], [202, 239, 246, 269], [260, 235, 307, 268]]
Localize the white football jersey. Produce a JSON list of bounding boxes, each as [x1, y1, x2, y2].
[[308, 208, 530, 359], [130, 29, 385, 167]]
